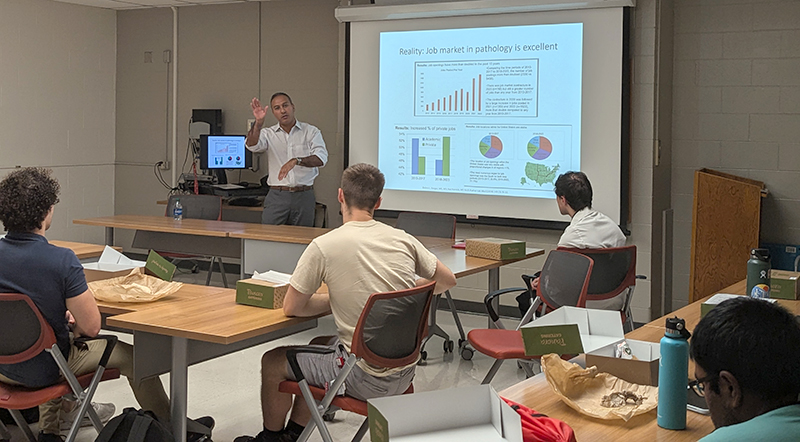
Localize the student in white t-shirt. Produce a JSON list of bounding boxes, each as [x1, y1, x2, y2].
[[235, 163, 457, 442]]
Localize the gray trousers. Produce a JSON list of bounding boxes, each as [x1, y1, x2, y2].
[[262, 188, 316, 226]]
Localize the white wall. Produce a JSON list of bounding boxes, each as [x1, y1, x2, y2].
[[0, 0, 116, 243]]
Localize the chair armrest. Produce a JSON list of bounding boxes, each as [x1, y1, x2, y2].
[[74, 335, 118, 368], [484, 288, 527, 322], [286, 346, 336, 383]]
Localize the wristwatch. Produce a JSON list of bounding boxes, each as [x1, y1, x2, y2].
[[295, 157, 303, 166]]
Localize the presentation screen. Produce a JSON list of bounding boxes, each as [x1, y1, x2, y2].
[[200, 135, 253, 170], [348, 7, 626, 226]]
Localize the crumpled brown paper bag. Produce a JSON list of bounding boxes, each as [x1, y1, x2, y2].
[[541, 353, 658, 421], [90, 268, 183, 303]]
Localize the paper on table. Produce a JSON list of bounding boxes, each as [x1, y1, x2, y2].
[[90, 268, 183, 303], [253, 270, 292, 285], [98, 245, 146, 267]]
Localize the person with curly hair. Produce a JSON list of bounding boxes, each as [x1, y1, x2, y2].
[[0, 168, 178, 442]]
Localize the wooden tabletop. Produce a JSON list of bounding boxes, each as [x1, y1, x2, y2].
[[499, 279, 800, 441], [95, 284, 230, 316], [431, 245, 544, 279], [51, 240, 120, 260], [229, 223, 331, 243], [106, 290, 322, 345], [73, 215, 248, 238]]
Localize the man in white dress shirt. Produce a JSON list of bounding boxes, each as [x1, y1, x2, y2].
[[246, 93, 328, 226], [554, 171, 626, 249]]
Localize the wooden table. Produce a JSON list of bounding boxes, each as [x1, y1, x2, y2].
[[95, 283, 322, 442], [230, 223, 332, 275], [51, 240, 120, 260], [500, 280, 800, 441]]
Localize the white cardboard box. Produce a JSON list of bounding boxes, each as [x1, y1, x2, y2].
[[82, 246, 146, 282], [367, 385, 521, 442], [586, 339, 661, 386], [520, 306, 624, 356]]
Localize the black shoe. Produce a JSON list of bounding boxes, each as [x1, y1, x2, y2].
[[233, 428, 285, 442], [38, 432, 63, 442], [187, 416, 215, 442]]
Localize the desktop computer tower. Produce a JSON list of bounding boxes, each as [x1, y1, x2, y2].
[[192, 109, 223, 135]]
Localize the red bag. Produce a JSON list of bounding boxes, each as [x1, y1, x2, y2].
[[502, 398, 577, 442]]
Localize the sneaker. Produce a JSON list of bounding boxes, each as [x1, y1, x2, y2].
[[233, 428, 285, 442], [59, 402, 115, 433], [38, 432, 63, 442], [187, 416, 215, 442]]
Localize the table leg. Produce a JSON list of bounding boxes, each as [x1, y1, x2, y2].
[[488, 268, 499, 328], [105, 227, 114, 246], [171, 337, 189, 442], [240, 240, 246, 280]]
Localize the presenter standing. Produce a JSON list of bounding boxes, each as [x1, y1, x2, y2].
[[246, 93, 328, 226]]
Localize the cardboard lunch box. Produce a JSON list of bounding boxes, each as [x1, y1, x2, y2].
[[585, 339, 661, 386], [82, 246, 146, 283], [465, 238, 526, 260], [367, 385, 521, 442], [770, 270, 800, 300], [235, 278, 288, 309], [520, 306, 625, 356]]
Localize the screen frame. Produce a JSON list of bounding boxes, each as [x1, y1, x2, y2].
[[199, 134, 253, 170], [343, 6, 633, 232]]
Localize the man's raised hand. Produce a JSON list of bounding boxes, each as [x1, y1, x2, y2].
[[251, 97, 267, 122]]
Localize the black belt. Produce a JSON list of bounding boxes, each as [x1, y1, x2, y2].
[[271, 185, 313, 192]]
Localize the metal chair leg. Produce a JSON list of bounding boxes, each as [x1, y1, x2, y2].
[[216, 257, 228, 288], [205, 257, 215, 286], [0, 420, 12, 442], [8, 410, 35, 442], [351, 419, 369, 442], [481, 359, 504, 384]]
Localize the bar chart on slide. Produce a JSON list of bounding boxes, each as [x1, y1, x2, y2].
[[414, 59, 539, 117], [410, 135, 451, 176]]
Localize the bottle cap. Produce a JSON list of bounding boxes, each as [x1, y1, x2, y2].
[[751, 248, 770, 261], [665, 316, 691, 339]]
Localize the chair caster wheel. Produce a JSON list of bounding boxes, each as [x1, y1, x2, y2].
[[444, 340, 454, 353], [420, 350, 428, 361], [323, 411, 335, 422], [461, 347, 474, 361]]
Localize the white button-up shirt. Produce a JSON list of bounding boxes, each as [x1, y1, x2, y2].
[[245, 120, 328, 187], [558, 207, 626, 249]]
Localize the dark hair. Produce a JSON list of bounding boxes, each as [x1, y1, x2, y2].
[[341, 163, 385, 211], [690, 297, 800, 401], [554, 171, 592, 211], [270, 92, 293, 106], [0, 168, 60, 232]]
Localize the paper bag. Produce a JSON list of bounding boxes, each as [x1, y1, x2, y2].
[[90, 267, 183, 303], [541, 353, 658, 421]]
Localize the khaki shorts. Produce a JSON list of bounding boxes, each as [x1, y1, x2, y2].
[[286, 338, 414, 401]]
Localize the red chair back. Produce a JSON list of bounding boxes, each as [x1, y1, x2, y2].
[[350, 281, 436, 369], [0, 293, 57, 365]]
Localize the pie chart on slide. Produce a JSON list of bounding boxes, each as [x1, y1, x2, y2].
[[527, 136, 553, 160], [479, 135, 503, 159]]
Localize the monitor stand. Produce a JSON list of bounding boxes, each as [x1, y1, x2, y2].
[[212, 169, 227, 185]]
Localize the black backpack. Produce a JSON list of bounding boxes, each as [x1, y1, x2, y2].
[[95, 408, 174, 442]]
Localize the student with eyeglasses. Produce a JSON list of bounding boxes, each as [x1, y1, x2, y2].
[[690, 296, 800, 441]]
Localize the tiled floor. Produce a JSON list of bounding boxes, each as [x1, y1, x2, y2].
[[3, 268, 532, 442]]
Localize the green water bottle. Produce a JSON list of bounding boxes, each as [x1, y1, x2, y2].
[[746, 248, 771, 298]]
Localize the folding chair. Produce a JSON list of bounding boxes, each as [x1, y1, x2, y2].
[[135, 194, 229, 287], [277, 281, 436, 442], [0, 293, 120, 442], [558, 246, 645, 333], [395, 212, 472, 360], [467, 250, 594, 384]]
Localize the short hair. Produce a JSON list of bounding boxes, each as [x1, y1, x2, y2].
[[270, 92, 293, 106], [554, 171, 592, 211], [0, 167, 60, 232], [690, 297, 800, 401], [341, 163, 385, 211]]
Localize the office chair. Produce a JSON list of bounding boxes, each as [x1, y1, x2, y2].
[[277, 281, 436, 442], [395, 212, 471, 360], [467, 250, 594, 384], [0, 294, 120, 442], [558, 245, 645, 333], [148, 194, 228, 287]]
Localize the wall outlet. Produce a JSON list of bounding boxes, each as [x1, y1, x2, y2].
[[247, 119, 255, 133], [158, 161, 170, 171]]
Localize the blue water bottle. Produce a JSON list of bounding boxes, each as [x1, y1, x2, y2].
[[657, 316, 691, 430]]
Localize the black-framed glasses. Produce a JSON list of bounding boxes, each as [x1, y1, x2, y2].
[[689, 373, 719, 397]]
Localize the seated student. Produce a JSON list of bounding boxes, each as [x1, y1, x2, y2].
[[0, 168, 176, 442], [691, 297, 800, 441], [235, 163, 457, 442], [520, 171, 627, 313]]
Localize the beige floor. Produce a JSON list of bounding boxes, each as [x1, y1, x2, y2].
[[3, 267, 531, 442]]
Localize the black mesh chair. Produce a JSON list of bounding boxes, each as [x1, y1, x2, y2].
[[135, 194, 228, 287], [558, 246, 644, 332], [467, 250, 594, 384], [277, 281, 436, 442], [395, 212, 470, 360], [0, 294, 120, 442]]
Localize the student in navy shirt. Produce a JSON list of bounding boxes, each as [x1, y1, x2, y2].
[[0, 168, 171, 442]]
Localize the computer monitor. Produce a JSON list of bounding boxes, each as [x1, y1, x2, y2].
[[200, 135, 253, 170]]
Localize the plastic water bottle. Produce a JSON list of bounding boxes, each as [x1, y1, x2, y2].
[[747, 248, 771, 298], [173, 198, 183, 221], [657, 316, 691, 430]]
